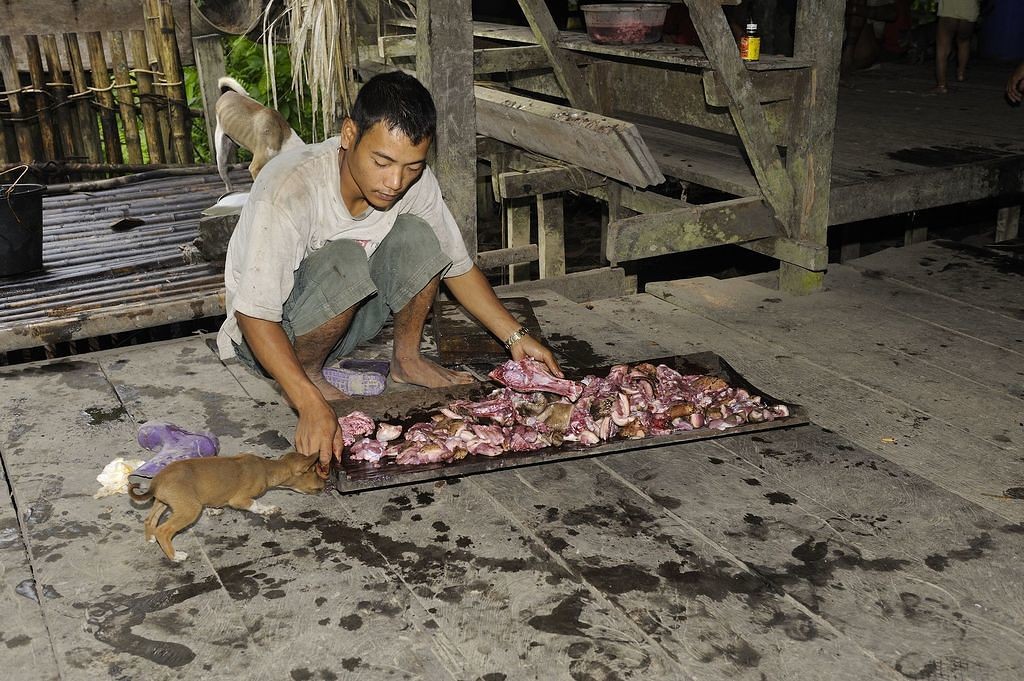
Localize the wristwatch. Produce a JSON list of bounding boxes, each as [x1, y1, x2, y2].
[[503, 326, 531, 350]]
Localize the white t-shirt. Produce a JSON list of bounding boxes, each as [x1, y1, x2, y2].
[[216, 136, 472, 360]]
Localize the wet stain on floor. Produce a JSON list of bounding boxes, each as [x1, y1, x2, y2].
[[764, 491, 797, 505], [544, 334, 608, 373], [657, 559, 771, 604], [578, 563, 660, 595], [527, 591, 591, 637], [923, 534, 995, 572], [247, 429, 293, 451], [83, 405, 128, 425], [80, 578, 223, 668], [755, 537, 911, 599]]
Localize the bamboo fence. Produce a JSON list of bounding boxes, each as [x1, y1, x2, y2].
[[0, 0, 193, 169]]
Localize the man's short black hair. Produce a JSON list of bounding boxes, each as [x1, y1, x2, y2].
[[350, 71, 436, 145]]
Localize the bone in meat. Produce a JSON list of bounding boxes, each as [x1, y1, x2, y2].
[[489, 358, 584, 401]]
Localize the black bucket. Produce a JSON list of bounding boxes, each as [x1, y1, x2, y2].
[[0, 183, 45, 277]]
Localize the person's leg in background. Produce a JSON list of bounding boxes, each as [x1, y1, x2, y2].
[[843, 0, 869, 78], [954, 18, 975, 82], [934, 15, 956, 92]]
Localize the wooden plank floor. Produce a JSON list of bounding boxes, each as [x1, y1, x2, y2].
[[0, 240, 1021, 680]]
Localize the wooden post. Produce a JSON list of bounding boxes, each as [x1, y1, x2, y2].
[[778, 0, 845, 294], [110, 32, 144, 164], [85, 32, 124, 164], [506, 198, 532, 283], [0, 112, 9, 163], [24, 35, 58, 160], [604, 182, 627, 267], [41, 34, 78, 162], [0, 35, 38, 162], [192, 33, 225, 159], [64, 34, 103, 163], [515, 0, 598, 112], [904, 225, 928, 246], [477, 167, 496, 222], [995, 205, 1020, 242], [839, 224, 861, 263], [684, 0, 794, 224], [129, 29, 165, 164], [537, 194, 565, 279], [416, 0, 477, 255]]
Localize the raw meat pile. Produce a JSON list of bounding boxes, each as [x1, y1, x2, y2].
[[340, 358, 790, 467], [588, 23, 661, 45]]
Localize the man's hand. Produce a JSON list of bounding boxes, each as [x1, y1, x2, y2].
[[293, 394, 344, 470], [443, 265, 565, 378], [510, 334, 563, 378], [1007, 62, 1024, 103], [235, 313, 345, 470]]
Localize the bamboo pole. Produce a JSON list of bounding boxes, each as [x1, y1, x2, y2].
[[42, 234, 204, 263], [41, 244, 193, 269], [51, 284, 223, 317], [84, 31, 124, 165], [41, 34, 79, 162], [42, 164, 243, 193], [4, 267, 218, 308], [129, 29, 165, 164], [7, 254, 188, 288], [5, 277, 223, 321], [0, 160, 221, 174], [24, 35, 58, 160], [161, 0, 192, 163], [139, 8, 173, 164], [152, 50, 173, 163], [146, 0, 191, 164], [109, 32, 144, 164], [64, 33, 103, 163], [0, 35, 37, 162]]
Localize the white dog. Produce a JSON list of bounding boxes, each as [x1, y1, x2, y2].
[[214, 76, 304, 193]]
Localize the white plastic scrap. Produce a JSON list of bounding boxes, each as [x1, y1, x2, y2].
[[94, 458, 145, 498]]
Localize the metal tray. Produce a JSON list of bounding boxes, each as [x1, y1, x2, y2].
[[333, 351, 808, 493]]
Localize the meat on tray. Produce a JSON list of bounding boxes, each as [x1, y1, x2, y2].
[[341, 358, 790, 467], [487, 357, 584, 400]]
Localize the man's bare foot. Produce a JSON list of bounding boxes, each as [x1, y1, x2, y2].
[[308, 370, 350, 401], [391, 355, 474, 388], [275, 370, 349, 408], [930, 84, 949, 94]]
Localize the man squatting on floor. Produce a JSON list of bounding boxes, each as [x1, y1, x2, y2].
[[216, 72, 563, 471]]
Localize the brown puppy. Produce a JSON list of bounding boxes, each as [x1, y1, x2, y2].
[[215, 76, 304, 193], [130, 451, 323, 562]]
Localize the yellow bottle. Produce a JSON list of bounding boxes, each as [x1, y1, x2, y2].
[[739, 22, 761, 62]]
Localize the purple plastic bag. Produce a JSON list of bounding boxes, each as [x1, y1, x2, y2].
[[128, 422, 219, 493]]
